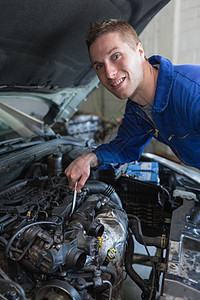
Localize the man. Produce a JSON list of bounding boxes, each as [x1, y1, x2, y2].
[[65, 19, 200, 192]]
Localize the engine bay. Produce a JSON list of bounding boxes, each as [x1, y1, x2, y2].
[[0, 140, 200, 300]]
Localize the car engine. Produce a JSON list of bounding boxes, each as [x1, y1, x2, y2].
[[0, 138, 200, 300]]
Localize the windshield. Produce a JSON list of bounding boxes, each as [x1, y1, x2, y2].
[[0, 118, 21, 141]]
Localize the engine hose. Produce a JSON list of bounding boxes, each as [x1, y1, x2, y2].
[[124, 232, 149, 293], [96, 280, 113, 299], [81, 265, 115, 297], [100, 266, 117, 285], [84, 180, 122, 208], [82, 265, 117, 285], [130, 219, 168, 249]]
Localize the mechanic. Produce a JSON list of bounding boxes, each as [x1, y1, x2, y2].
[[65, 19, 200, 192]]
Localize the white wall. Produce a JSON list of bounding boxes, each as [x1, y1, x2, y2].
[[139, 0, 174, 60], [173, 0, 200, 64], [140, 0, 200, 64]]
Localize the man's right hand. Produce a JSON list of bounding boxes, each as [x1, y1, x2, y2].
[[65, 152, 99, 192]]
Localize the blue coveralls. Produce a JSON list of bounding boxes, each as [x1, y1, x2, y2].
[[93, 56, 200, 170]]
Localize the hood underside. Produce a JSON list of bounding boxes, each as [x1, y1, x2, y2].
[[0, 0, 170, 91]]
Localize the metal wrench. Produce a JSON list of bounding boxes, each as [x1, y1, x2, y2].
[[69, 181, 78, 217]]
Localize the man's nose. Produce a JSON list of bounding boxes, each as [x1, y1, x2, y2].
[[105, 64, 117, 79]]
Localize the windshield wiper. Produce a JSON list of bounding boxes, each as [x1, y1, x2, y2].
[[0, 83, 47, 90], [0, 137, 43, 155], [0, 137, 25, 146]]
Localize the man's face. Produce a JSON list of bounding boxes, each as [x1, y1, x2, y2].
[[89, 32, 144, 100]]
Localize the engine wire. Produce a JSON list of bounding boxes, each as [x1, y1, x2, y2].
[[5, 221, 58, 259], [102, 280, 113, 300]]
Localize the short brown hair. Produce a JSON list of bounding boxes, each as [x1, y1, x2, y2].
[[86, 19, 141, 51]]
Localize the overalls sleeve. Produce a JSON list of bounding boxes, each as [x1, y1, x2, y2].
[[93, 100, 153, 169]]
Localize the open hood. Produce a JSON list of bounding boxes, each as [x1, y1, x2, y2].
[[0, 0, 170, 130]]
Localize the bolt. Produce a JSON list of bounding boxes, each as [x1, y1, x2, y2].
[[170, 263, 177, 269]]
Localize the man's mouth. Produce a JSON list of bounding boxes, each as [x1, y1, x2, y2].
[[111, 77, 126, 87]]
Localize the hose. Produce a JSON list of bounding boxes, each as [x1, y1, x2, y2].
[[84, 180, 122, 208], [100, 266, 117, 285], [127, 216, 157, 300], [82, 265, 117, 285], [124, 231, 149, 293], [129, 217, 168, 249]]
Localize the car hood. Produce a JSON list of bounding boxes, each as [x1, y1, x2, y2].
[[0, 0, 170, 131]]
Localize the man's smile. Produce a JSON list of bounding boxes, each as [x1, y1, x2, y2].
[[111, 76, 126, 88]]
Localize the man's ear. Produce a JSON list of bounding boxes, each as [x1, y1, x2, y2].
[[137, 42, 145, 57]]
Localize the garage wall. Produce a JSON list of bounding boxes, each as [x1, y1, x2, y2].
[[80, 0, 200, 160], [141, 0, 200, 64], [139, 0, 174, 60], [173, 0, 200, 64]]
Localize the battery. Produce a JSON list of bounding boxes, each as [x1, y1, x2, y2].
[[125, 161, 160, 185]]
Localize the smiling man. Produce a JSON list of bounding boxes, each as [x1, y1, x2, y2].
[[89, 30, 158, 105], [65, 19, 200, 192], [90, 32, 145, 101]]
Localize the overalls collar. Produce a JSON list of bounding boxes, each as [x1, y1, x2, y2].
[[148, 55, 174, 113]]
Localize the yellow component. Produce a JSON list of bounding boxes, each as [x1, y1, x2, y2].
[[146, 129, 154, 134], [98, 236, 103, 249], [26, 211, 31, 217], [154, 128, 159, 138], [107, 248, 117, 260]]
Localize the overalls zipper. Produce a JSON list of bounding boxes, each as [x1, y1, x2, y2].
[[136, 111, 189, 165]]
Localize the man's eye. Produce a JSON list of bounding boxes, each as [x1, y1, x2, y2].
[[113, 53, 120, 60], [96, 64, 103, 70]]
